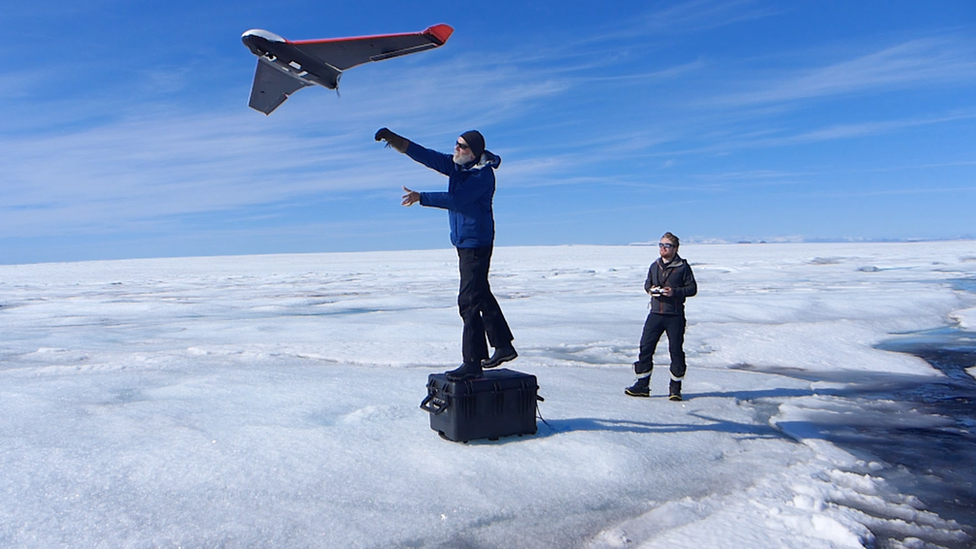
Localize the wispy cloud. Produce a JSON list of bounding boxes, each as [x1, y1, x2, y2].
[[639, 0, 785, 35], [711, 38, 976, 106], [569, 60, 707, 84], [800, 185, 976, 199], [554, 0, 783, 50], [0, 50, 576, 239], [684, 110, 976, 154], [0, 71, 47, 101]]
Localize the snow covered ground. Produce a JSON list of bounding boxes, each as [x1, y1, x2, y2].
[[1, 242, 974, 548]]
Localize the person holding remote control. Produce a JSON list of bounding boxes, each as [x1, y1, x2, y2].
[[626, 232, 698, 401]]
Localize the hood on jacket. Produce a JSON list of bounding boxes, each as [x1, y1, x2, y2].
[[658, 255, 686, 269], [462, 150, 501, 171]]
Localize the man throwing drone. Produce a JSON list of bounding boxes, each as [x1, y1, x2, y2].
[[376, 128, 517, 381]]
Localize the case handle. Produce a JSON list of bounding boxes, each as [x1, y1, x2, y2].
[[420, 394, 449, 415]]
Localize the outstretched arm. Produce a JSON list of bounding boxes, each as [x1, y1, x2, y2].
[[376, 127, 455, 176], [402, 186, 420, 206], [405, 142, 455, 176], [375, 128, 410, 153], [419, 167, 493, 212]]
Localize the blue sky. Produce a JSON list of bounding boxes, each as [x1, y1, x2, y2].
[[2, 0, 975, 264]]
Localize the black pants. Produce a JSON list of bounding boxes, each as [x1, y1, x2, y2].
[[635, 313, 686, 381], [457, 246, 514, 365]]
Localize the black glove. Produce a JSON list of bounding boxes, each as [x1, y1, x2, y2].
[[375, 128, 409, 153]]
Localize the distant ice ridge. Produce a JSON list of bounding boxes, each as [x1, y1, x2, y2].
[[0, 242, 973, 548]]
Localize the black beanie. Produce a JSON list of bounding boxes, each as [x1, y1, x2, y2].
[[460, 130, 485, 160]]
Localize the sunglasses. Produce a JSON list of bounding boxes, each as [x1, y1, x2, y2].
[[455, 141, 470, 150], [658, 243, 675, 249]]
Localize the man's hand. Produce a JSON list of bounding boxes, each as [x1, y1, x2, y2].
[[662, 286, 674, 297], [401, 186, 421, 207], [375, 128, 409, 153]]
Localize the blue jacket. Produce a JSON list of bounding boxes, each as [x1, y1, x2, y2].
[[406, 142, 501, 249]]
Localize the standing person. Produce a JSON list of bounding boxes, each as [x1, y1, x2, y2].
[[626, 232, 697, 401], [375, 127, 517, 381]]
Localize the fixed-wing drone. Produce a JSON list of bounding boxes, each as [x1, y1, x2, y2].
[[242, 24, 454, 115]]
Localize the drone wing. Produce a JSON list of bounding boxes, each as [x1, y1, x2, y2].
[[248, 58, 312, 115], [289, 24, 453, 71]]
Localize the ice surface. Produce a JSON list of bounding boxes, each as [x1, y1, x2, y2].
[[1, 242, 974, 548], [951, 307, 976, 330]]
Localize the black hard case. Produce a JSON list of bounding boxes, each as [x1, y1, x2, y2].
[[420, 368, 538, 442]]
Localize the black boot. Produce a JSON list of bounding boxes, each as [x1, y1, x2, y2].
[[446, 361, 483, 381], [483, 345, 518, 369], [625, 376, 650, 397], [669, 380, 682, 401]]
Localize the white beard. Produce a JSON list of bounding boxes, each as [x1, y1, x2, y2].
[[453, 150, 476, 165]]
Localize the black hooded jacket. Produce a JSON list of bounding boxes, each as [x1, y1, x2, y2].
[[644, 254, 697, 316]]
